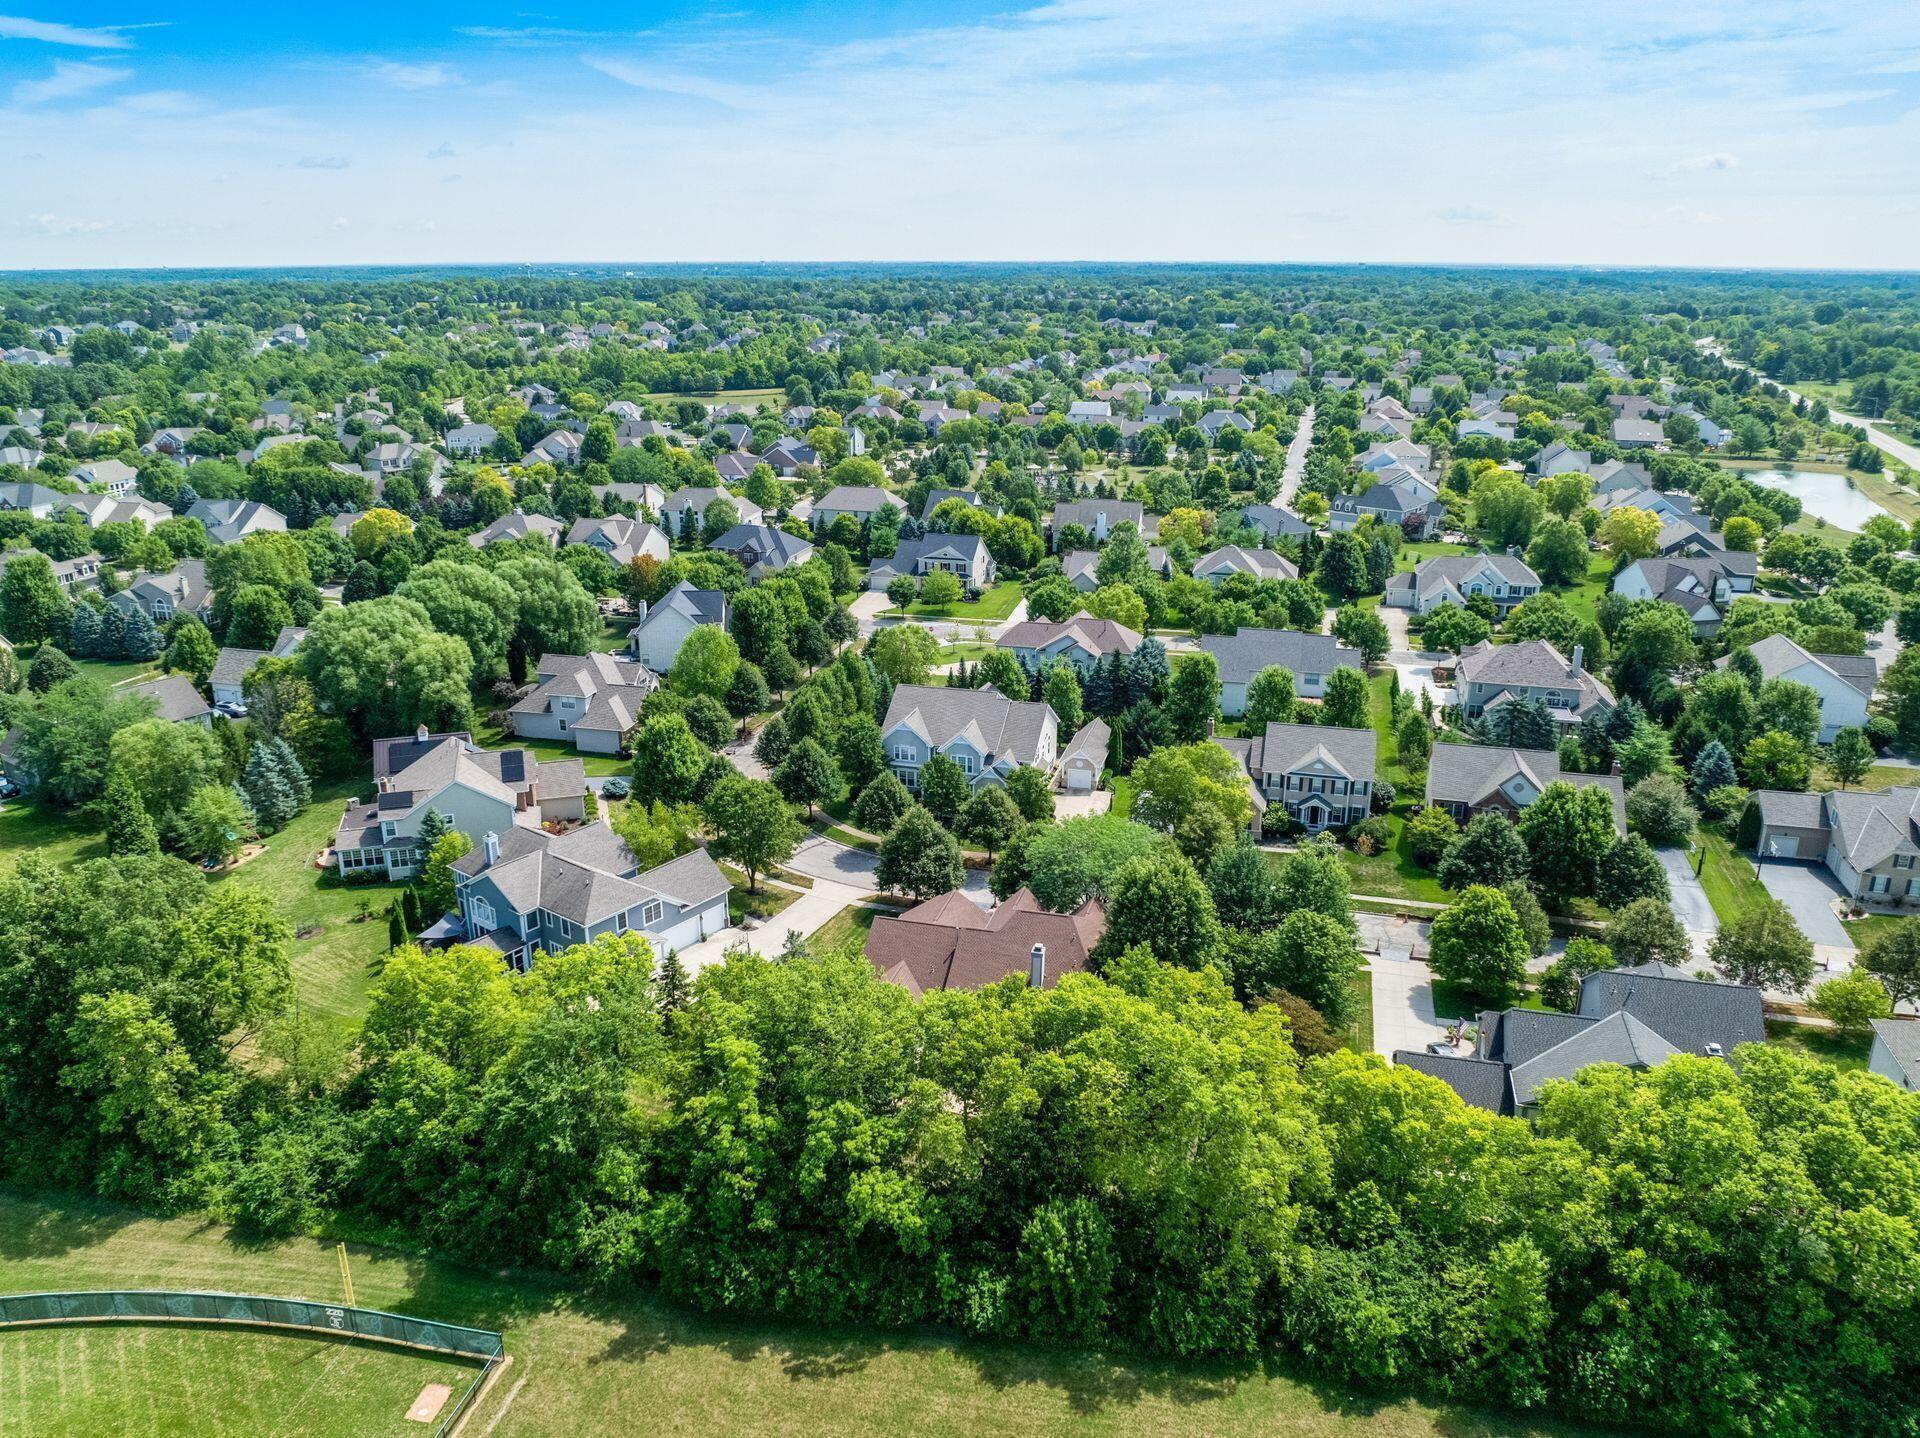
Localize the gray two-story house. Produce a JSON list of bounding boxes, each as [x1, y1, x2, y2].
[[1454, 641, 1615, 726], [452, 823, 730, 970], [868, 533, 996, 594], [1215, 722, 1376, 838], [1385, 553, 1541, 618], [880, 683, 1058, 792]]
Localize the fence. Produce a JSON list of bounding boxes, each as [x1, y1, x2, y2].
[[0, 1290, 504, 1437]]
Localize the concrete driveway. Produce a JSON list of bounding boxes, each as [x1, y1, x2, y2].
[[1659, 846, 1718, 947], [1385, 649, 1452, 713], [1054, 790, 1113, 819], [1369, 953, 1452, 1059], [1759, 858, 1853, 950], [784, 833, 991, 903]]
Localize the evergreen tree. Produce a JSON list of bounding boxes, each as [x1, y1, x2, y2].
[[66, 601, 102, 658], [121, 605, 162, 661], [657, 950, 692, 1013], [401, 886, 422, 933], [97, 604, 128, 658], [240, 741, 298, 831], [416, 806, 452, 851], [388, 903, 407, 951], [101, 767, 160, 857], [1690, 739, 1738, 800]]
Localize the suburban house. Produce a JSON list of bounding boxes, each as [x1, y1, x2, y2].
[[110, 559, 211, 624], [1611, 555, 1741, 635], [812, 485, 905, 529], [1214, 722, 1376, 838], [1395, 965, 1766, 1117], [866, 886, 1105, 995], [332, 729, 586, 881], [868, 533, 996, 594], [452, 825, 729, 970], [186, 498, 287, 545], [1868, 1019, 1920, 1091], [1239, 502, 1311, 541], [522, 430, 583, 468], [708, 523, 814, 577], [58, 493, 171, 529], [1191, 545, 1299, 584], [1533, 441, 1592, 476], [627, 581, 729, 673], [1329, 474, 1444, 538], [1454, 641, 1615, 726], [1355, 440, 1431, 476], [920, 488, 992, 524], [661, 488, 763, 532], [997, 613, 1141, 669], [0, 548, 100, 594], [510, 651, 659, 754], [1714, 634, 1873, 742], [1746, 786, 1920, 907], [0, 483, 61, 518], [880, 683, 1058, 792], [443, 422, 499, 457], [1199, 628, 1363, 713], [594, 481, 666, 514], [129, 673, 212, 728], [72, 457, 138, 496], [1198, 409, 1254, 441], [566, 515, 669, 567], [1055, 718, 1110, 793], [209, 626, 304, 709], [1611, 416, 1666, 449], [1386, 553, 1541, 617], [1424, 745, 1625, 832], [1050, 499, 1143, 547], [467, 511, 564, 549]]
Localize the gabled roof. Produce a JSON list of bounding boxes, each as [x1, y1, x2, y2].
[[881, 683, 1055, 769], [815, 484, 904, 515], [634, 579, 728, 633], [454, 821, 727, 928], [1424, 744, 1625, 830], [1870, 1018, 1920, 1087], [867, 885, 1104, 993], [129, 672, 211, 724], [1391, 1050, 1514, 1115], [998, 612, 1140, 659], [1225, 722, 1375, 785], [1193, 545, 1298, 581], [1508, 1011, 1679, 1107], [1575, 969, 1766, 1057], [709, 523, 812, 568], [1725, 633, 1877, 699], [1199, 627, 1360, 685]]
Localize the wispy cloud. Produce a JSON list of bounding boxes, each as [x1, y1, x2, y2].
[[295, 154, 351, 170], [27, 212, 111, 235], [1434, 204, 1507, 226], [584, 56, 759, 108], [458, 25, 598, 45], [374, 60, 456, 89], [1673, 151, 1741, 172], [0, 14, 135, 49], [12, 59, 130, 104], [426, 141, 456, 159]]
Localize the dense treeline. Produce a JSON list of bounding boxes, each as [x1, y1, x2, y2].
[[2, 848, 1917, 1438]]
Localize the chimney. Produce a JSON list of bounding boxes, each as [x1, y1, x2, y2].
[[1029, 943, 1046, 988], [1569, 643, 1583, 677], [415, 723, 429, 742], [481, 831, 500, 867]]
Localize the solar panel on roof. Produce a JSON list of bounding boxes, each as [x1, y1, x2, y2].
[[497, 751, 526, 784], [377, 790, 412, 811]]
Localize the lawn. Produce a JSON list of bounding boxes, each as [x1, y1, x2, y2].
[[0, 778, 398, 1032], [1696, 826, 1765, 928], [936, 639, 998, 665], [1339, 971, 1373, 1055], [471, 715, 633, 778], [640, 386, 786, 411], [1840, 912, 1911, 949], [0, 1190, 1626, 1438], [1811, 764, 1915, 793], [0, 1323, 483, 1438], [211, 775, 404, 1032], [67, 656, 161, 688], [883, 580, 1024, 622], [809, 903, 882, 954], [1764, 1018, 1871, 1073], [720, 863, 805, 923]]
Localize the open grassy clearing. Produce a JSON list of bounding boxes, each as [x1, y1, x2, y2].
[[882, 580, 1025, 622], [0, 1191, 1629, 1438], [1763, 1019, 1871, 1073], [639, 386, 787, 411], [470, 715, 632, 777], [67, 656, 162, 688], [0, 1323, 482, 1438], [1810, 763, 1916, 793], [810, 903, 882, 953]]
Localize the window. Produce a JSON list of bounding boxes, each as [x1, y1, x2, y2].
[[1907, 879, 1920, 898], [955, 753, 976, 775], [472, 898, 496, 932], [1898, 855, 1915, 870], [891, 745, 913, 763], [1871, 874, 1893, 895], [641, 899, 664, 926]]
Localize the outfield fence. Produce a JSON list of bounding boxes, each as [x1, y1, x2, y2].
[[0, 1289, 503, 1436]]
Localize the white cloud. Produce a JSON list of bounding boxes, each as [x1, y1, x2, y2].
[[0, 14, 133, 48], [1674, 151, 1740, 171], [12, 59, 130, 104], [332, 217, 351, 229], [28, 212, 110, 235], [426, 141, 456, 159], [374, 60, 456, 89], [295, 155, 351, 170], [584, 56, 758, 107]]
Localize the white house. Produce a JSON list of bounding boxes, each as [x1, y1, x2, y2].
[[627, 582, 730, 674], [1385, 553, 1541, 617], [1191, 545, 1299, 585], [1715, 634, 1873, 742], [1199, 628, 1364, 714]]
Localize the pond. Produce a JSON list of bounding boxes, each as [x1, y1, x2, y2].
[[1744, 467, 1890, 531]]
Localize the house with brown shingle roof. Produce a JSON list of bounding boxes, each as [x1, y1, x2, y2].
[[866, 886, 1105, 995]]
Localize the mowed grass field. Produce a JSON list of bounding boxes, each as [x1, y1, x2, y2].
[[0, 1192, 1627, 1438], [0, 1323, 482, 1438]]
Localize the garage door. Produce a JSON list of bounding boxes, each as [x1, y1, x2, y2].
[[1765, 833, 1799, 859]]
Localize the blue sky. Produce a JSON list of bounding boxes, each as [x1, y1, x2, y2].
[[3, 2, 1919, 270]]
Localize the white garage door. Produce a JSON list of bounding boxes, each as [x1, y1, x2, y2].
[[1765, 833, 1799, 859]]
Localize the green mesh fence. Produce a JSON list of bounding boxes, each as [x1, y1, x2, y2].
[[0, 1290, 503, 1435]]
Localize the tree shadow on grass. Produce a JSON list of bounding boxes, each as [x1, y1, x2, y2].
[[0, 1188, 141, 1264]]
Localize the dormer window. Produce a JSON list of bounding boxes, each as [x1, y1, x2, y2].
[[1898, 855, 1915, 871]]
